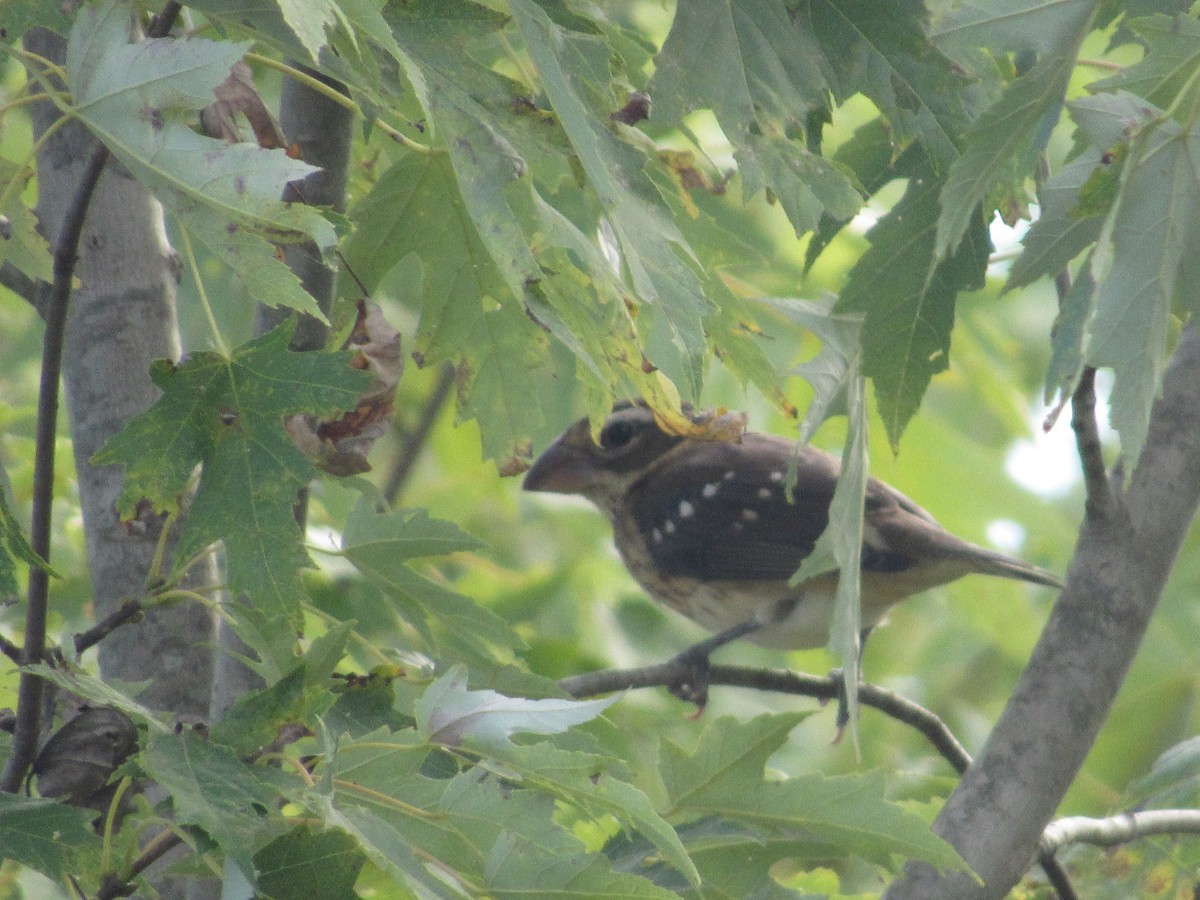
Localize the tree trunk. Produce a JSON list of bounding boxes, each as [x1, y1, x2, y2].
[[26, 27, 217, 718], [885, 324, 1200, 898]]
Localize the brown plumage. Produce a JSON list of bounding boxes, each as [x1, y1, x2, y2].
[[524, 403, 1060, 654]]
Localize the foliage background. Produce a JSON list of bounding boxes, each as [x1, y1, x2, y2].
[[0, 0, 1198, 897]]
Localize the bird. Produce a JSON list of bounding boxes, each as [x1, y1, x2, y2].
[[523, 402, 1061, 711]]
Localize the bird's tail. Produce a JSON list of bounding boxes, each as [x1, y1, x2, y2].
[[966, 547, 1062, 589]]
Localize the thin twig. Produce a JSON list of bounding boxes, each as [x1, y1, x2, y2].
[[0, 142, 110, 795], [560, 663, 973, 774], [96, 827, 185, 900], [382, 362, 455, 506], [0, 0, 184, 797], [0, 631, 21, 665], [72, 599, 145, 655], [1035, 157, 1112, 522], [0, 260, 49, 312], [1042, 810, 1200, 853], [1071, 367, 1113, 519]]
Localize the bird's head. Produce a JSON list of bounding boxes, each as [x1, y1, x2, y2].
[[523, 403, 686, 510]]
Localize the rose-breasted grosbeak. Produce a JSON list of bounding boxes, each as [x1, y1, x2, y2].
[[523, 402, 1060, 709]]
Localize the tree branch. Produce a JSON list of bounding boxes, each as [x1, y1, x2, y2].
[[0, 632, 22, 666], [1071, 367, 1112, 518], [382, 362, 455, 506], [1042, 810, 1200, 853], [885, 323, 1200, 899], [0, 137, 109, 795], [560, 663, 973, 775], [0, 260, 49, 313], [562, 661, 1076, 899], [72, 598, 146, 656]]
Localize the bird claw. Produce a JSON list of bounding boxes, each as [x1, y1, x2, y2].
[[666, 647, 711, 714], [829, 667, 851, 738]]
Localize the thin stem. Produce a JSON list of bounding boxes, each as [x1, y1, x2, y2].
[[0, 632, 21, 665], [177, 225, 229, 356], [0, 139, 111, 794], [1071, 367, 1113, 518], [382, 362, 455, 505], [1, 0, 184, 795]]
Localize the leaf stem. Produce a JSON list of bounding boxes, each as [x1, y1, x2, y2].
[[177, 224, 230, 357]]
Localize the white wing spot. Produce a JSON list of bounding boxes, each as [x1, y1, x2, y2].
[[664, 520, 676, 534], [757, 487, 772, 500], [769, 470, 784, 482], [702, 482, 719, 498], [741, 509, 759, 522], [679, 499, 695, 518], [652, 528, 663, 544], [723, 470, 736, 480]]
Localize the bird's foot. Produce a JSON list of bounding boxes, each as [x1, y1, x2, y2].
[[825, 667, 850, 744], [665, 645, 712, 715]]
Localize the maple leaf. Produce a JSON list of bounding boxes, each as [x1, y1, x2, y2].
[[94, 322, 373, 629]]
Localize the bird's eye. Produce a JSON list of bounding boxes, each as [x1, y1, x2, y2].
[[599, 418, 638, 450]]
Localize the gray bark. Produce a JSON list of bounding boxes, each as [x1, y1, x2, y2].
[[885, 324, 1200, 899], [26, 28, 216, 717]]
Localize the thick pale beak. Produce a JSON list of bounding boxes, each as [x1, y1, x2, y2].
[[522, 437, 592, 494]]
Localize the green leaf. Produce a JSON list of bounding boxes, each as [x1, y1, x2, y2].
[[485, 835, 679, 898], [1127, 735, 1200, 806], [661, 714, 964, 872], [1007, 151, 1108, 291], [0, 795, 100, 879], [1075, 92, 1200, 461], [66, 0, 333, 319], [651, 0, 860, 235], [660, 713, 805, 809], [764, 296, 863, 443], [143, 728, 285, 874], [1043, 264, 1095, 406], [740, 132, 862, 236], [342, 152, 558, 461], [341, 500, 520, 658], [0, 160, 52, 282], [1089, 14, 1200, 110], [0, 468, 55, 598], [275, 0, 339, 62], [805, 117, 919, 269], [210, 629, 348, 754], [254, 825, 366, 900], [805, 0, 971, 168], [414, 670, 698, 885], [652, 0, 829, 129], [935, 51, 1078, 260], [93, 322, 371, 631], [791, 372, 869, 740], [511, 0, 711, 398], [322, 730, 675, 898], [838, 169, 990, 450], [933, 0, 1096, 57], [28, 662, 174, 734]]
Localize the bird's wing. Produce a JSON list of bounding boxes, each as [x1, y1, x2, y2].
[[628, 435, 916, 582]]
